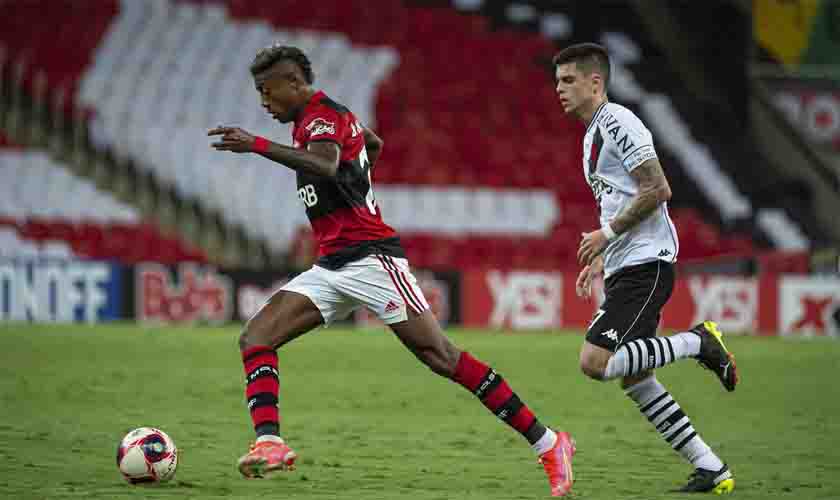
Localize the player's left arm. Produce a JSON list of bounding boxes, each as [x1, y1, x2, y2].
[[362, 127, 383, 168], [577, 158, 671, 265], [609, 158, 672, 235], [208, 126, 340, 178]]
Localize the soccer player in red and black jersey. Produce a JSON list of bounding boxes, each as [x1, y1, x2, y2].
[[208, 44, 575, 496]]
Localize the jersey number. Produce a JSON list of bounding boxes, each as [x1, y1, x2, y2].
[[359, 146, 377, 215]]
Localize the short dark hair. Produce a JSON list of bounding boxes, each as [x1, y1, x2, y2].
[[552, 43, 610, 88], [250, 44, 314, 84]]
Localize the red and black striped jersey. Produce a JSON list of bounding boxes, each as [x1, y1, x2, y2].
[[291, 91, 403, 269]]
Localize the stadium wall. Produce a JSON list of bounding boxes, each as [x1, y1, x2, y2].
[[2, 258, 838, 338]]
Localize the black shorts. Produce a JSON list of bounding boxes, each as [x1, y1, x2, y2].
[[585, 260, 675, 352]]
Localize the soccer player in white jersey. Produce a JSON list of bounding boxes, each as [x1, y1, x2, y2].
[[552, 43, 738, 494]]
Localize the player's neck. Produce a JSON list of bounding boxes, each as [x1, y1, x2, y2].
[[292, 88, 318, 122], [579, 95, 608, 126]]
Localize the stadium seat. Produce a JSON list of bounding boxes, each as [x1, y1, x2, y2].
[[4, 0, 761, 269], [0, 140, 206, 263]]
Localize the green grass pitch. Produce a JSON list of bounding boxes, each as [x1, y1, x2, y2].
[[1, 323, 838, 499]]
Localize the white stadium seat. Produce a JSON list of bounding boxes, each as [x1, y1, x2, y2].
[[78, 0, 557, 253]]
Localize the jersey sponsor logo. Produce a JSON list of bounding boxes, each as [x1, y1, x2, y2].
[[596, 110, 636, 155], [306, 117, 336, 137], [298, 184, 319, 208], [587, 174, 614, 206]]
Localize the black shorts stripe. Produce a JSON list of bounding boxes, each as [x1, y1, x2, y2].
[[379, 256, 424, 314], [665, 422, 693, 443], [376, 255, 421, 314], [640, 392, 669, 413], [673, 431, 698, 451], [385, 256, 426, 313]]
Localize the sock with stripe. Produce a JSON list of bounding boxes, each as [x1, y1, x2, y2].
[[626, 376, 724, 471], [603, 332, 700, 379], [242, 345, 280, 438], [453, 351, 556, 454]]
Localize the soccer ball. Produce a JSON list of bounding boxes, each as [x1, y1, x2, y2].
[[116, 427, 178, 483]]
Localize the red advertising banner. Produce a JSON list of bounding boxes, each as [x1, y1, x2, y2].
[[462, 270, 838, 337], [778, 276, 840, 337]]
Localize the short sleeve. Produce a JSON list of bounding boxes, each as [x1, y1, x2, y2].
[[608, 108, 658, 172], [299, 108, 344, 146]]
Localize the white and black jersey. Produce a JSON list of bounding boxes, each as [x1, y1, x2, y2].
[[582, 102, 679, 278]]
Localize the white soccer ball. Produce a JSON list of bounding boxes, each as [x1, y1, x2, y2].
[[116, 427, 178, 483]]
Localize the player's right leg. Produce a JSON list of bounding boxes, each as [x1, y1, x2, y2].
[[237, 267, 345, 478], [389, 309, 576, 497], [622, 373, 734, 494]]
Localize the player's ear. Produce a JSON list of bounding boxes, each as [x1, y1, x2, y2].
[[591, 73, 603, 94]]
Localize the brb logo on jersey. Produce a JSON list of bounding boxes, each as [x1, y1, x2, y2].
[[305, 118, 336, 138], [298, 184, 318, 208]]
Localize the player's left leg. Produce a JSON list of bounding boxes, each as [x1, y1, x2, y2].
[[389, 310, 575, 497], [338, 255, 574, 496], [622, 372, 734, 494], [582, 261, 738, 391]]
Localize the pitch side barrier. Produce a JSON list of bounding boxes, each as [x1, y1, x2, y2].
[[0, 258, 837, 338]]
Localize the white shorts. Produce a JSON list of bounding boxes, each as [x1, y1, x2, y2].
[[280, 255, 430, 325]]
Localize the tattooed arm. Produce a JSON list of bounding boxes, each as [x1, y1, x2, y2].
[[609, 158, 671, 235]]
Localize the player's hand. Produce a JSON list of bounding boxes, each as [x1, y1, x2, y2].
[[577, 229, 608, 266], [575, 265, 593, 299], [208, 126, 256, 153], [575, 257, 604, 299]]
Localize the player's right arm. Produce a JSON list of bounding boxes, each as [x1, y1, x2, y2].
[[362, 127, 383, 168], [208, 126, 341, 178]]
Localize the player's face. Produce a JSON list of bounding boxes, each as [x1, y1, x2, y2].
[[554, 63, 595, 116], [254, 61, 304, 123]]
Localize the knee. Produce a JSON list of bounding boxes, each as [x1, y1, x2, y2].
[[238, 327, 256, 351], [579, 355, 606, 381], [239, 318, 272, 351]]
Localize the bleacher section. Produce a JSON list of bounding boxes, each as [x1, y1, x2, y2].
[[2, 0, 776, 270], [0, 136, 206, 263]]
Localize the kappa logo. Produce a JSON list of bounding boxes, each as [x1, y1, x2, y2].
[[384, 300, 400, 313], [601, 329, 619, 342], [306, 117, 336, 137]]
